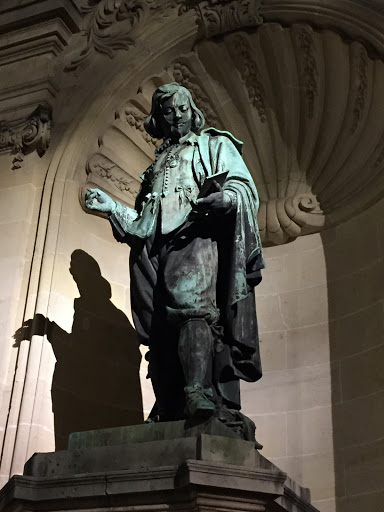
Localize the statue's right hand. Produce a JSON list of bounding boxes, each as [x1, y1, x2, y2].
[[85, 188, 115, 213]]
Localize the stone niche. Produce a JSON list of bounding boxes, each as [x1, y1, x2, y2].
[[0, 2, 384, 512]]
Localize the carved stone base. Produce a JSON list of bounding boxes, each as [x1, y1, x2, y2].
[[0, 420, 319, 512]]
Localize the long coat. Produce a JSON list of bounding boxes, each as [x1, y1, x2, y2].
[[109, 128, 265, 409]]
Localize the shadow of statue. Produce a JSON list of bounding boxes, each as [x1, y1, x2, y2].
[[14, 249, 143, 450]]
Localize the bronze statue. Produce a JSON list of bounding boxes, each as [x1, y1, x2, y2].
[[85, 83, 264, 443]]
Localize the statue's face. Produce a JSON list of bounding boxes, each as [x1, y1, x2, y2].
[[160, 91, 192, 140]]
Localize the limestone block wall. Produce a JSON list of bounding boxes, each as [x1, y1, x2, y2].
[[0, 119, 147, 483], [241, 197, 384, 512], [241, 234, 335, 512], [18, 158, 146, 456], [322, 198, 384, 512], [0, 151, 47, 486]]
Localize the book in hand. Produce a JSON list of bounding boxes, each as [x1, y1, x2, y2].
[[197, 170, 229, 198]]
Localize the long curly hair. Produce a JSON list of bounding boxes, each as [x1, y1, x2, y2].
[[144, 82, 205, 139]]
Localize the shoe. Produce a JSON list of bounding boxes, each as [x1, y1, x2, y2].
[[184, 385, 216, 418]]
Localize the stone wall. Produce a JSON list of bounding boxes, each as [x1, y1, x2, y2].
[[323, 198, 384, 512], [241, 197, 384, 512], [36, 173, 144, 452], [0, 151, 48, 486], [242, 234, 335, 512]]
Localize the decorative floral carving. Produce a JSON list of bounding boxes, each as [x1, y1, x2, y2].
[[201, 0, 263, 38], [86, 153, 141, 196], [66, 0, 186, 72], [172, 61, 221, 127], [65, 0, 150, 71], [296, 27, 318, 119], [66, 0, 263, 71], [183, 0, 263, 38], [351, 47, 368, 133], [258, 194, 325, 246], [0, 105, 52, 170], [230, 35, 266, 123], [116, 103, 158, 147]]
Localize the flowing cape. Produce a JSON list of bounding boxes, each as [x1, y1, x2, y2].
[[197, 129, 264, 405]]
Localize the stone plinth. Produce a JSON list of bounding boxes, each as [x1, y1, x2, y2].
[[0, 420, 319, 512]]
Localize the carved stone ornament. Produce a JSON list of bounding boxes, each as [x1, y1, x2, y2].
[[84, 22, 384, 245], [83, 107, 148, 208], [86, 153, 141, 197], [65, 0, 182, 72], [0, 105, 52, 170], [115, 102, 158, 148], [172, 59, 222, 128], [65, 0, 263, 72], [184, 0, 263, 39]]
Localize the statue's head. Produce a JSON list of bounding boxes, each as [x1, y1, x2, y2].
[[144, 82, 205, 140]]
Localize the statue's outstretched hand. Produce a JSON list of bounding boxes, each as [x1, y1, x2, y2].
[[194, 181, 233, 215], [85, 188, 115, 214]]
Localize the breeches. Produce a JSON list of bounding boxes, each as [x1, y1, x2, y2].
[[129, 220, 220, 346]]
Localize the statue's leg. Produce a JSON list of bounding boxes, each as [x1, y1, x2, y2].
[[178, 318, 215, 418], [162, 225, 220, 419], [130, 230, 193, 421]]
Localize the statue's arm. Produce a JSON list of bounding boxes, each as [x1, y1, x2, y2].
[[194, 135, 252, 215], [108, 200, 139, 241], [194, 181, 235, 215], [85, 188, 139, 244], [214, 135, 259, 208]]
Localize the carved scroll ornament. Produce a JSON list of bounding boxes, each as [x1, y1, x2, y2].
[[66, 0, 182, 71], [0, 105, 52, 170], [66, 0, 148, 71], [258, 195, 325, 246]]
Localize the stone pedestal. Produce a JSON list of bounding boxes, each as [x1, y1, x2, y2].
[[0, 420, 319, 512]]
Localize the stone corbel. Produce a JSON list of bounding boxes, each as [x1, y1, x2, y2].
[[0, 104, 52, 170]]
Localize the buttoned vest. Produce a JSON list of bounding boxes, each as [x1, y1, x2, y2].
[[149, 142, 200, 235]]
